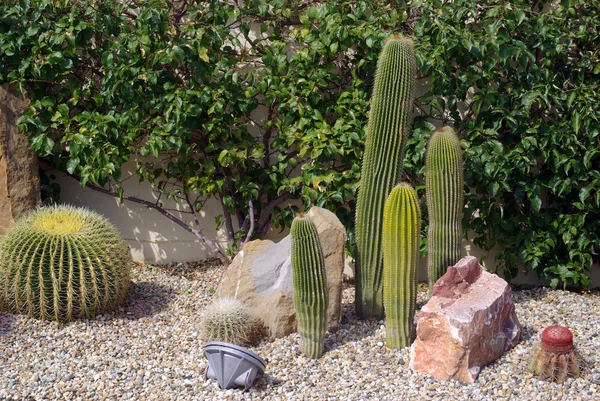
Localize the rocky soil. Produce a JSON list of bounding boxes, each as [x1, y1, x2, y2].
[[1, 262, 599, 401]]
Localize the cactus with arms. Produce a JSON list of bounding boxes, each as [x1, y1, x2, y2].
[[426, 127, 464, 288], [355, 35, 417, 318], [291, 213, 328, 359], [383, 183, 421, 348]]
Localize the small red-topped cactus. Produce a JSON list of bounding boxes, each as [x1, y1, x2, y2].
[[531, 325, 582, 382], [541, 326, 574, 353]]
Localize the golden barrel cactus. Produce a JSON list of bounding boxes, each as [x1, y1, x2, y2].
[[0, 205, 131, 321]]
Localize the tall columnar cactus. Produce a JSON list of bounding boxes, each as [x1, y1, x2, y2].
[[383, 183, 421, 349], [291, 214, 328, 359], [355, 35, 417, 318], [0, 205, 131, 321], [426, 127, 464, 289]]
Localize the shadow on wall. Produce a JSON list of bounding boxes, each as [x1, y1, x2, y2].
[[53, 167, 600, 287], [53, 165, 229, 264]]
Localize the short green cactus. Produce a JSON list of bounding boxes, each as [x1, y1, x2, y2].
[[291, 214, 328, 359], [383, 183, 421, 349], [355, 35, 417, 318], [426, 127, 464, 288], [0, 205, 131, 321], [199, 298, 259, 346]]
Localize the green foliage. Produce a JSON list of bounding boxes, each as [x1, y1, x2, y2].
[[0, 0, 410, 259], [291, 214, 328, 359], [426, 127, 464, 288], [413, 0, 600, 287], [355, 36, 417, 318], [2, 0, 597, 287], [0, 205, 131, 321], [199, 298, 259, 346], [383, 183, 421, 349]]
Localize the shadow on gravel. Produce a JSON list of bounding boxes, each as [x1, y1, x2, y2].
[[325, 282, 382, 352], [0, 313, 17, 336], [150, 258, 225, 280], [520, 325, 537, 342], [252, 373, 282, 391], [118, 281, 177, 319]]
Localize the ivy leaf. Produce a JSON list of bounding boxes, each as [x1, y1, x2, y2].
[[572, 111, 580, 134], [531, 196, 541, 212]]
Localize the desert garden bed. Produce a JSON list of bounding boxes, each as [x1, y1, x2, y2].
[[1, 262, 598, 401]]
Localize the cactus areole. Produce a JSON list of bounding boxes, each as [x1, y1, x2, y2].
[[354, 35, 417, 319], [541, 326, 574, 354]]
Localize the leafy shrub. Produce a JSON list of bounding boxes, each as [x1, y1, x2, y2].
[[0, 0, 409, 262], [1, 0, 598, 286], [412, 0, 600, 287], [0, 205, 131, 321]]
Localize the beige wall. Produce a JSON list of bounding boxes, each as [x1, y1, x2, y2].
[[54, 163, 228, 263], [56, 168, 599, 287], [54, 160, 296, 264]]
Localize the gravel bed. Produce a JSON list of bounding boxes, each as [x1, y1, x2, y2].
[[1, 262, 599, 401]]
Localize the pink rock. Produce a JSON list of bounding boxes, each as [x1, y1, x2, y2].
[[409, 256, 522, 383]]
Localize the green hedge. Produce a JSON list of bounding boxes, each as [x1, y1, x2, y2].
[[1, 0, 598, 286], [413, 0, 600, 287], [0, 0, 406, 260]]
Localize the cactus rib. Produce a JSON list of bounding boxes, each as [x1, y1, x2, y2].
[[383, 183, 421, 348], [426, 127, 464, 288], [355, 35, 417, 318], [291, 214, 328, 359]]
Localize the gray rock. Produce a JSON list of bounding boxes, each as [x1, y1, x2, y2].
[[216, 206, 345, 338]]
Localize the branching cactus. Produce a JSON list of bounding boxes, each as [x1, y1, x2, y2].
[[355, 35, 417, 319], [0, 205, 131, 321], [383, 183, 421, 349], [291, 214, 328, 359], [426, 127, 464, 289]]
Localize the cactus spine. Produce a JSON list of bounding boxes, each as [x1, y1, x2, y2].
[[291, 214, 328, 359], [383, 183, 421, 349], [426, 127, 464, 288], [199, 298, 258, 346], [355, 35, 417, 318], [0, 205, 131, 321]]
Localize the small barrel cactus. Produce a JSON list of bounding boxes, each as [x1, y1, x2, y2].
[[426, 126, 464, 289], [291, 214, 328, 359], [383, 183, 421, 349], [530, 325, 583, 383], [199, 298, 258, 346], [0, 205, 131, 321], [355, 35, 417, 319]]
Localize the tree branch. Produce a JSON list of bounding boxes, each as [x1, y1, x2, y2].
[[219, 196, 235, 248], [240, 199, 255, 248], [257, 192, 290, 238], [61, 169, 228, 263]]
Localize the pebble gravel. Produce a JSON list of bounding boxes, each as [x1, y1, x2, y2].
[[1, 262, 599, 400]]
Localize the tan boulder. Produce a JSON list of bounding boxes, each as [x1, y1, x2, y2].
[[409, 256, 522, 383], [0, 85, 40, 235], [216, 207, 345, 338]]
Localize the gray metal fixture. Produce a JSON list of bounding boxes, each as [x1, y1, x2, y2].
[[204, 341, 267, 391]]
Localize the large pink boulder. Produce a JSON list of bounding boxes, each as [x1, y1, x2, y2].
[[409, 256, 522, 383]]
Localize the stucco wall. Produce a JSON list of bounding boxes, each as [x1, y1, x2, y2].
[[56, 167, 599, 287]]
